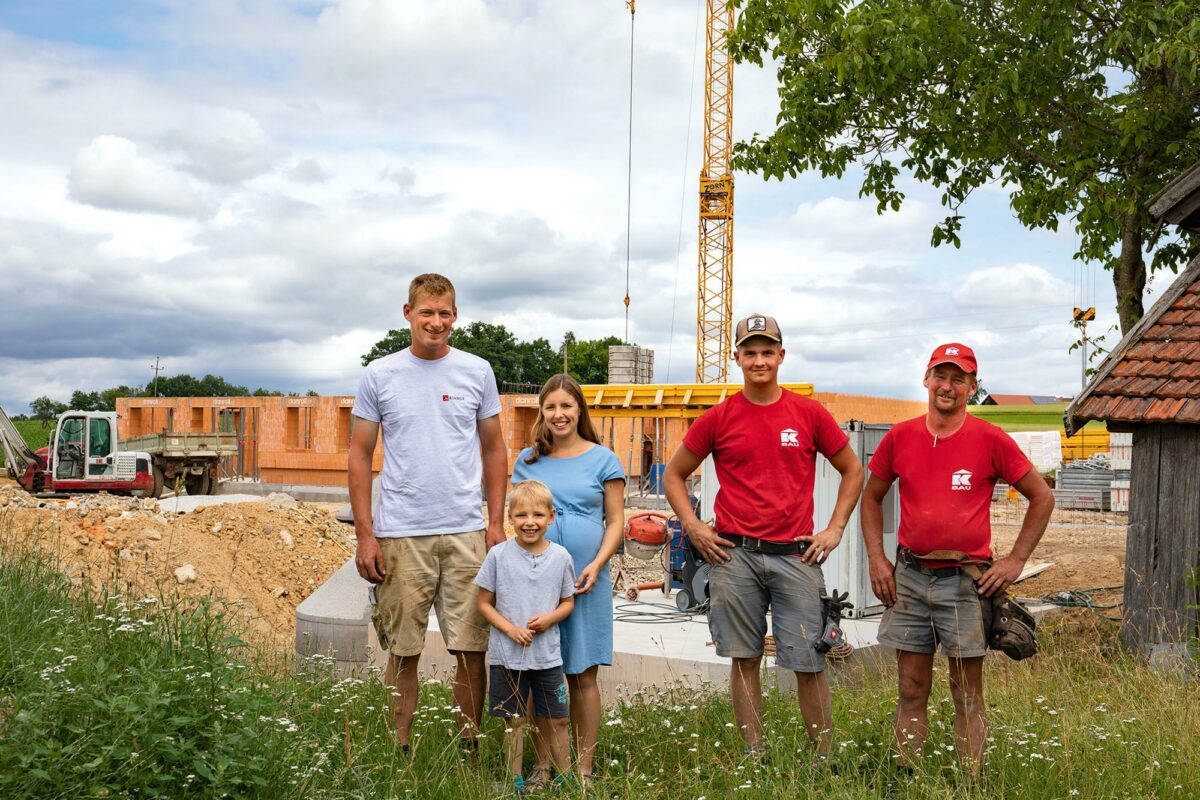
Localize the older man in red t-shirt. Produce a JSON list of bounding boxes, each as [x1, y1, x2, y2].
[[861, 343, 1053, 777], [664, 313, 863, 762]]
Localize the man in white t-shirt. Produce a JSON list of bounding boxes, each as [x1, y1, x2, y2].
[[349, 272, 508, 753]]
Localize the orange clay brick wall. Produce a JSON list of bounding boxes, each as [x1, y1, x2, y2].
[[116, 392, 923, 488]]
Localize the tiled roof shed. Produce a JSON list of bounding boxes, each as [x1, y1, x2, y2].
[[1063, 161, 1200, 657], [1064, 163, 1200, 436]]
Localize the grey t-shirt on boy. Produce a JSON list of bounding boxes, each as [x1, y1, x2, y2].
[[351, 347, 501, 537], [474, 540, 576, 670]]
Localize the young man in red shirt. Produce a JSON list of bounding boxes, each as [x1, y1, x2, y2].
[[664, 314, 863, 761], [860, 343, 1053, 776]]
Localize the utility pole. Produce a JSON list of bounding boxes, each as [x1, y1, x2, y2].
[[151, 356, 164, 397], [1072, 307, 1095, 390]]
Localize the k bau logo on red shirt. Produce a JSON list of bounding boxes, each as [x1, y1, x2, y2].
[[442, 394, 466, 402], [780, 428, 800, 447], [952, 469, 973, 490]]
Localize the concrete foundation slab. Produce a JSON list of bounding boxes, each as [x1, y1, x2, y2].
[[158, 493, 266, 513], [216, 478, 350, 504], [296, 558, 373, 672], [297, 557, 893, 701]]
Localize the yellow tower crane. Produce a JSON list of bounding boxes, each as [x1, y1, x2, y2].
[[695, 0, 734, 383]]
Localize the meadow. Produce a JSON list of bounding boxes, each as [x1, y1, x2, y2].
[[8, 417, 51, 451], [0, 519, 1195, 799], [967, 403, 1105, 433]]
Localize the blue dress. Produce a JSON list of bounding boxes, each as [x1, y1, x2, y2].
[[511, 444, 625, 675]]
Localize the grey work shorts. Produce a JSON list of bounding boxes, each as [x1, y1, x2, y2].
[[877, 558, 988, 658], [707, 546, 826, 673]]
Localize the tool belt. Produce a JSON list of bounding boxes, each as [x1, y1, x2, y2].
[[720, 533, 810, 557], [896, 547, 981, 579], [901, 547, 1039, 661]]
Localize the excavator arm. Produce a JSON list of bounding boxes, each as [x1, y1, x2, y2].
[[0, 405, 41, 480]]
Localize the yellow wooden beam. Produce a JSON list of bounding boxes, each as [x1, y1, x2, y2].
[[581, 382, 812, 411]]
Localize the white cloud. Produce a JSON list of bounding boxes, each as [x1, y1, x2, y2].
[[67, 135, 212, 217], [0, 2, 1106, 413], [162, 107, 283, 184], [952, 262, 1072, 308], [790, 196, 938, 257]]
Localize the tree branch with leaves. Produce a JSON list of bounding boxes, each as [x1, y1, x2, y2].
[[729, 0, 1200, 333]]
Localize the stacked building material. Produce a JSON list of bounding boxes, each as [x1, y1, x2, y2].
[[1109, 432, 1132, 511], [1055, 456, 1115, 510], [608, 345, 655, 384]]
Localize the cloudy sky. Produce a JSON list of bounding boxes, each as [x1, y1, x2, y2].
[[0, 0, 1158, 414]]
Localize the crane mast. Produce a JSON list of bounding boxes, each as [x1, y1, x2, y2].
[[695, 0, 734, 384]]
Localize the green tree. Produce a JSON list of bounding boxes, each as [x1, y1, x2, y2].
[[360, 324, 561, 387], [29, 396, 67, 427], [514, 338, 561, 387], [564, 334, 626, 385], [98, 385, 141, 412], [729, 0, 1200, 333], [969, 381, 989, 405], [68, 390, 104, 411], [150, 374, 249, 398], [361, 329, 411, 366]]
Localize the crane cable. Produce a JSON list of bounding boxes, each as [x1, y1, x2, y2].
[[623, 1, 636, 343]]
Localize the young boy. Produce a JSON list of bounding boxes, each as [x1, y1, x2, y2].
[[475, 480, 576, 795]]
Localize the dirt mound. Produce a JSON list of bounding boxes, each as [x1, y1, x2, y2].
[[0, 478, 353, 648]]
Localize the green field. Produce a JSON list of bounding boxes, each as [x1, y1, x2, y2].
[[0, 530, 1196, 799], [968, 403, 1104, 433], [11, 418, 51, 451]]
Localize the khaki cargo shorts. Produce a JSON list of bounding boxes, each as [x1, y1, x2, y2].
[[371, 530, 489, 657], [877, 558, 987, 658]]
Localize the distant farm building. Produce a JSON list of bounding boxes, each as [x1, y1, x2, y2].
[[982, 393, 1069, 406]]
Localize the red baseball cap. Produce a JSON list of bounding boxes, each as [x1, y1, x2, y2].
[[927, 342, 977, 374]]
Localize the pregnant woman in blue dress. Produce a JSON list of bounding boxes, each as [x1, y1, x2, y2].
[[511, 374, 625, 785]]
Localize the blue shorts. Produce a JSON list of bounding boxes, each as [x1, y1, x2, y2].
[[488, 665, 569, 719]]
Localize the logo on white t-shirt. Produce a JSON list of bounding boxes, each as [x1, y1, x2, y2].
[[780, 428, 800, 446], [952, 469, 973, 490], [442, 393, 466, 402]]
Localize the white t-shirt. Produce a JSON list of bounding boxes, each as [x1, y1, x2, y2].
[[352, 347, 501, 537]]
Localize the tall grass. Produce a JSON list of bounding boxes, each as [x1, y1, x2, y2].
[[0, 514, 1196, 798]]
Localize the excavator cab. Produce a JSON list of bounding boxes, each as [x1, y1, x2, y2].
[[52, 413, 117, 482]]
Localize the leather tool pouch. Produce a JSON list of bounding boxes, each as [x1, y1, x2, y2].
[[913, 549, 1039, 661], [985, 594, 1039, 660]]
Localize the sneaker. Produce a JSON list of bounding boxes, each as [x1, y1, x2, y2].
[[551, 773, 597, 798], [524, 767, 549, 793]]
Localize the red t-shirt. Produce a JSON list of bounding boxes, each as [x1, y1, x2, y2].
[[868, 414, 1034, 563], [682, 389, 850, 543]]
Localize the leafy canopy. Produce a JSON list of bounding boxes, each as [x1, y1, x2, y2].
[[729, 0, 1200, 332], [362, 325, 629, 387]]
